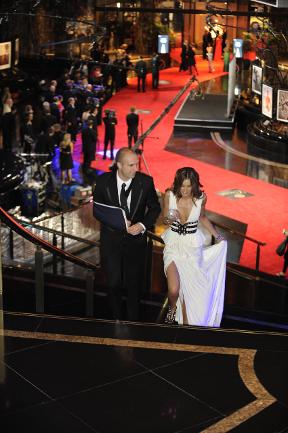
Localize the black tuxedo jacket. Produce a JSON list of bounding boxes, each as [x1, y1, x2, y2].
[[93, 170, 160, 233], [135, 60, 147, 78], [82, 127, 97, 155], [126, 112, 139, 135]]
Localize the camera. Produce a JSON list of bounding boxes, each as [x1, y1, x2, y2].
[[105, 109, 116, 118]]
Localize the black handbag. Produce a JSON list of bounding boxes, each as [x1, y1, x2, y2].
[[276, 238, 288, 256]]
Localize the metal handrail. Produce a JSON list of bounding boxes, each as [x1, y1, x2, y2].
[[33, 199, 92, 224], [1, 205, 282, 325], [208, 219, 266, 247], [3, 206, 266, 272], [17, 219, 99, 247], [0, 207, 97, 271], [29, 199, 266, 247], [0, 206, 99, 316]]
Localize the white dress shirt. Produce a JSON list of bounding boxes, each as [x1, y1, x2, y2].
[[116, 172, 145, 232], [116, 172, 132, 210]]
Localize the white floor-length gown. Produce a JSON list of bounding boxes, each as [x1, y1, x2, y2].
[[162, 191, 227, 327]]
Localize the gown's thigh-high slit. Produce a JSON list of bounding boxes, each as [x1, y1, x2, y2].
[[166, 260, 188, 324], [166, 260, 180, 301]]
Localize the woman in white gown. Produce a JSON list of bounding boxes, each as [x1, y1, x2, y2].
[[162, 167, 227, 326]]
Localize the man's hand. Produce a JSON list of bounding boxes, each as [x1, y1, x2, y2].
[[127, 223, 144, 236]]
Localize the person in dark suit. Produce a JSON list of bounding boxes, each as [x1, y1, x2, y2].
[[103, 109, 117, 160], [135, 56, 147, 92], [126, 107, 139, 149], [202, 29, 213, 60], [179, 41, 188, 72], [81, 119, 97, 172], [187, 43, 198, 75], [93, 147, 161, 321], [151, 52, 160, 89], [21, 112, 36, 154], [63, 97, 78, 142], [276, 230, 288, 277]]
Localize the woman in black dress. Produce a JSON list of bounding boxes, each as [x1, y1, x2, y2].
[[59, 133, 74, 183]]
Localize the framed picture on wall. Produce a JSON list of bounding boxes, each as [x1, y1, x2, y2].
[[277, 89, 288, 123], [252, 65, 262, 95], [0, 41, 12, 70], [262, 84, 273, 118]]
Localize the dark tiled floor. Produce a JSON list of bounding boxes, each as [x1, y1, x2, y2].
[[1, 311, 288, 433]]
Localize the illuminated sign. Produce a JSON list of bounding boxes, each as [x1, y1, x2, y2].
[[233, 39, 243, 58], [158, 35, 169, 54]]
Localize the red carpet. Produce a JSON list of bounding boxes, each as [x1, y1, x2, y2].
[[74, 57, 288, 276]]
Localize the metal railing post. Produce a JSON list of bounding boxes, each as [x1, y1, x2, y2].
[[61, 213, 65, 274], [0, 223, 3, 310], [256, 244, 260, 271], [52, 233, 57, 275], [61, 213, 65, 250], [35, 245, 44, 313], [9, 229, 14, 260], [86, 269, 94, 317]]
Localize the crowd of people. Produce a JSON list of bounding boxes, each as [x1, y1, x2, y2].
[[179, 28, 228, 75], [0, 49, 163, 184], [0, 61, 110, 182]]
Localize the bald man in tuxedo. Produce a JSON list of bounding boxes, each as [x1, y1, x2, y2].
[[93, 148, 161, 321]]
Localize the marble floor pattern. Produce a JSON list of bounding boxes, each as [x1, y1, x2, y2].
[[1, 310, 288, 433]]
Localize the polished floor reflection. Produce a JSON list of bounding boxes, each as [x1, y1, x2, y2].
[[1, 310, 288, 433]]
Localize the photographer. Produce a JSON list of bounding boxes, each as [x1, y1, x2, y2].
[[103, 109, 117, 160]]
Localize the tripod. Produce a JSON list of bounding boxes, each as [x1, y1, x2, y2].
[[135, 141, 150, 174], [134, 120, 158, 175]]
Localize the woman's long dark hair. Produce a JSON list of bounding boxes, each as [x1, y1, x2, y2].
[[172, 167, 203, 201]]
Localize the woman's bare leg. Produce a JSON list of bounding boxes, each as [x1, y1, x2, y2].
[[181, 300, 188, 325], [166, 261, 180, 310]]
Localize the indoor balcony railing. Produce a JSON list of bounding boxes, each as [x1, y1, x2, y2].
[[1, 204, 287, 328]]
